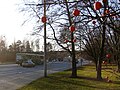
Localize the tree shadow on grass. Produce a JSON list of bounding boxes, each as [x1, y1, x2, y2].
[[102, 69, 120, 79], [78, 76, 120, 85], [102, 67, 113, 69], [65, 66, 85, 71], [47, 76, 108, 90]]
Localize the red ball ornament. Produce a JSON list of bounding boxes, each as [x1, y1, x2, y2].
[[106, 54, 111, 59], [73, 9, 80, 16], [94, 2, 102, 10], [41, 16, 47, 23], [92, 20, 96, 24], [69, 25, 75, 32], [73, 39, 76, 42], [64, 39, 69, 43], [105, 9, 110, 14]]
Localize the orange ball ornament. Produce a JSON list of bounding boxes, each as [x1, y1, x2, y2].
[[73, 9, 80, 16], [94, 2, 102, 10], [41, 16, 47, 23]]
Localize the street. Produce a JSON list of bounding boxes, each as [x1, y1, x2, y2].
[[0, 61, 87, 90]]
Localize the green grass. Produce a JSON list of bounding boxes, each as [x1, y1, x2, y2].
[[17, 64, 120, 90]]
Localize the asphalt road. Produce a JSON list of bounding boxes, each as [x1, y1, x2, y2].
[[0, 61, 87, 90]]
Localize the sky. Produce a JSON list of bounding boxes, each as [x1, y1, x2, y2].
[[0, 0, 35, 45]]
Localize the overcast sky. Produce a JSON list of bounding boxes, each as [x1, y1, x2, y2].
[[0, 0, 35, 45]]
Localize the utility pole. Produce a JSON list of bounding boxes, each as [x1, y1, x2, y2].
[[43, 0, 47, 77], [25, 0, 47, 77]]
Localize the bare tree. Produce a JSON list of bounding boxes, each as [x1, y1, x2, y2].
[[20, 0, 120, 79]]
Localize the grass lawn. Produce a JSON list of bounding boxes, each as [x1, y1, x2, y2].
[[17, 64, 120, 90]]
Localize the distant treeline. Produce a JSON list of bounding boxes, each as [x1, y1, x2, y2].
[[0, 52, 16, 63]]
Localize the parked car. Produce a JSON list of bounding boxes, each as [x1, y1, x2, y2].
[[22, 59, 35, 67]]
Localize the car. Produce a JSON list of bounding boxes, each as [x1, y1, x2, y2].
[[22, 59, 35, 67]]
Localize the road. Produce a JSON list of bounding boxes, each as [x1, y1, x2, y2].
[[0, 61, 88, 90]]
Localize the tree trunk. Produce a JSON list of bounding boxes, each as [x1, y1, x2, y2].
[[97, 59, 102, 80], [117, 61, 120, 73], [96, 23, 106, 80], [114, 55, 120, 73], [65, 0, 77, 78], [71, 52, 77, 77], [95, 62, 97, 71], [71, 31, 77, 77], [96, 0, 108, 80]]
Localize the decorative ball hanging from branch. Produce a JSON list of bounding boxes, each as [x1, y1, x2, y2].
[[94, 2, 102, 10], [41, 16, 47, 23], [92, 20, 96, 24], [69, 25, 75, 32], [64, 39, 69, 43], [73, 39, 76, 42], [105, 9, 110, 14], [106, 54, 111, 59], [73, 9, 80, 16]]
